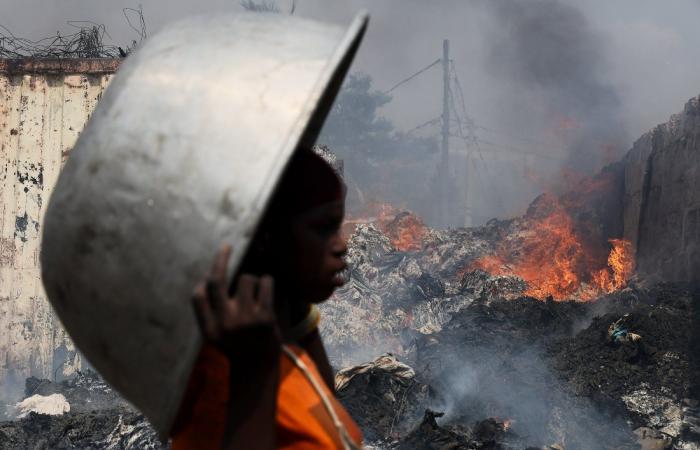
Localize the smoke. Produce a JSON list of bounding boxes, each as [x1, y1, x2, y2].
[[483, 0, 628, 176], [3, 0, 700, 225], [431, 342, 633, 448]]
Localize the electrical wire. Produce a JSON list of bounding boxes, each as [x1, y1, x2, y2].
[[406, 116, 442, 134], [384, 58, 441, 94]]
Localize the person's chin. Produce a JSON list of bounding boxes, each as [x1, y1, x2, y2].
[[310, 284, 338, 304]]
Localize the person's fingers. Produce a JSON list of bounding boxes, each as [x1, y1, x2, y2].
[[236, 274, 258, 304], [211, 245, 232, 285], [257, 275, 275, 317], [206, 277, 226, 315], [192, 282, 219, 339]]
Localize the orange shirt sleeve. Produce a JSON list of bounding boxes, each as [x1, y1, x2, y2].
[[171, 345, 363, 450]]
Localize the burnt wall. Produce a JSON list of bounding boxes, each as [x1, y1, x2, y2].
[[623, 95, 700, 282]]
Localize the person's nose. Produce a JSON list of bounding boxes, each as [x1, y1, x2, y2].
[[331, 233, 347, 258]]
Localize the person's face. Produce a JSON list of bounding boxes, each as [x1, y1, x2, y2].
[[286, 201, 347, 303]]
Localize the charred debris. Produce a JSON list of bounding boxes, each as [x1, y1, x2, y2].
[[2, 169, 699, 449], [0, 9, 698, 446], [1, 91, 699, 448], [2, 224, 697, 448]]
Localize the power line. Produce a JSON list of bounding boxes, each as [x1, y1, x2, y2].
[[446, 64, 508, 214], [384, 58, 441, 94], [406, 116, 442, 134], [448, 61, 563, 158]]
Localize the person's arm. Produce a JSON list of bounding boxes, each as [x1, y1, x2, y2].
[[193, 246, 280, 450]]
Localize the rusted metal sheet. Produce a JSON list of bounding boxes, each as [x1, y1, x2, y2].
[[0, 58, 121, 75], [0, 66, 116, 399]]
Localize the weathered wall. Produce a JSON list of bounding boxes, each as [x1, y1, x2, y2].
[[624, 94, 700, 282], [0, 59, 118, 399]]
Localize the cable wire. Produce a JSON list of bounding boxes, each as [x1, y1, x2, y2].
[[384, 58, 441, 94], [406, 116, 442, 134]]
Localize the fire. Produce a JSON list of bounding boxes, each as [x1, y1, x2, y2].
[[502, 418, 513, 432], [346, 203, 428, 252], [381, 212, 428, 252], [590, 239, 636, 292], [468, 194, 586, 300], [490, 417, 514, 432], [466, 192, 635, 301]]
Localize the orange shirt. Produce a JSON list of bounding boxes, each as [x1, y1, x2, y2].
[[171, 344, 363, 449]]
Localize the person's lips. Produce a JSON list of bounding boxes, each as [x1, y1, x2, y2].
[[330, 263, 348, 287], [331, 272, 346, 286]]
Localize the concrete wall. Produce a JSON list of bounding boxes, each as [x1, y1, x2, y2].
[[624, 94, 700, 282], [0, 59, 118, 398]]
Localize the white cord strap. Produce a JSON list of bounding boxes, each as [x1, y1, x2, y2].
[[281, 345, 362, 450]]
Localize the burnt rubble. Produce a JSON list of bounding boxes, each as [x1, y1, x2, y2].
[[321, 214, 700, 449], [330, 280, 699, 449], [0, 210, 697, 449], [0, 372, 163, 449], [335, 354, 432, 442]]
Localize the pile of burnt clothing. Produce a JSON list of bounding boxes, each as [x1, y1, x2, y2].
[[319, 223, 526, 369], [0, 371, 162, 449], [392, 410, 508, 450], [336, 354, 432, 442], [335, 355, 520, 449]]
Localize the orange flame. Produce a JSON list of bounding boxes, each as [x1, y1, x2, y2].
[[502, 418, 513, 431], [346, 203, 428, 252], [466, 193, 635, 301], [381, 212, 428, 252], [590, 239, 636, 293], [467, 194, 585, 299]]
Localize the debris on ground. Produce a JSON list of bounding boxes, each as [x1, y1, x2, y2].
[[15, 394, 70, 419]]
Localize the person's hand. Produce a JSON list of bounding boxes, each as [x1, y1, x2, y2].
[[192, 245, 281, 365]]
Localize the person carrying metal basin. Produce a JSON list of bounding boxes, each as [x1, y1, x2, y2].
[[41, 10, 369, 450]]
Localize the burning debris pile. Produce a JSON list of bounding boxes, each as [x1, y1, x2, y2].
[[320, 173, 699, 448], [0, 193, 696, 449], [464, 164, 631, 302], [325, 245, 699, 448], [322, 165, 629, 367], [0, 115, 697, 447]]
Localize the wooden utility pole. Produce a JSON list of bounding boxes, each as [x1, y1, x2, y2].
[[440, 39, 450, 228]]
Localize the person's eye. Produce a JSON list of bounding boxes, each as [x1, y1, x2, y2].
[[314, 220, 340, 235]]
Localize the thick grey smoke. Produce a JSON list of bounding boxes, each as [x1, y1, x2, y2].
[[3, 0, 700, 224], [483, 0, 628, 174]]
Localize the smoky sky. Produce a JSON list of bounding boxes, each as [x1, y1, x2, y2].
[[2, 0, 700, 222], [484, 0, 628, 172]]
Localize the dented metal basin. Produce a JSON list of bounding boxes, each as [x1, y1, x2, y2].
[[40, 11, 367, 436]]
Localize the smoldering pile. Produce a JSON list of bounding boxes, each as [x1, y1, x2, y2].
[[321, 207, 700, 449], [0, 186, 697, 450]]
